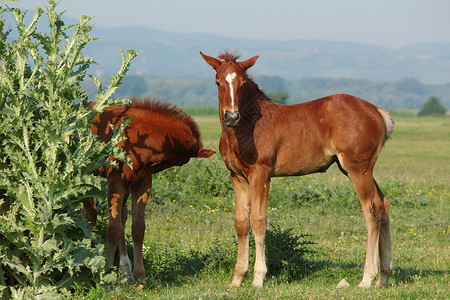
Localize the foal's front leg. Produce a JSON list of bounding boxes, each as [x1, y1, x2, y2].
[[249, 166, 270, 287], [231, 175, 251, 287]]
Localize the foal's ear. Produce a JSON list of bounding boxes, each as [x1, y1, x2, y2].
[[196, 148, 216, 158], [238, 55, 259, 71], [200, 51, 221, 70]]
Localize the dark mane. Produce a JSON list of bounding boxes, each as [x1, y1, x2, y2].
[[246, 76, 271, 102], [218, 50, 241, 62], [129, 97, 202, 144]]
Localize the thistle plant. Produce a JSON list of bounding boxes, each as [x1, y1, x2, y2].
[[0, 1, 137, 297]]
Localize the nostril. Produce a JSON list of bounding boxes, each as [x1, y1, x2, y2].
[[223, 110, 240, 127], [224, 110, 239, 121]]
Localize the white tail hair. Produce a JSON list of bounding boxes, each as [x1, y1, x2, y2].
[[377, 108, 394, 143]]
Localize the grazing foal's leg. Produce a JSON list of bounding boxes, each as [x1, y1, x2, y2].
[[82, 197, 97, 226], [374, 181, 394, 286], [230, 175, 251, 287], [130, 173, 152, 281], [118, 190, 131, 277], [249, 166, 270, 287], [107, 171, 133, 281]]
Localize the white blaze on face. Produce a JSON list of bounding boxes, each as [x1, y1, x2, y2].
[[225, 72, 237, 107]]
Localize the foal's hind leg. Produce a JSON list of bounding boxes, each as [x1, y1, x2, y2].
[[130, 173, 152, 281], [106, 171, 133, 280], [118, 190, 132, 279], [347, 171, 384, 288], [374, 181, 394, 286]]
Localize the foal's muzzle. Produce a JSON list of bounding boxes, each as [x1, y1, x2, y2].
[[224, 110, 240, 127]]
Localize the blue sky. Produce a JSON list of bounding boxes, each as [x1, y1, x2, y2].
[[7, 0, 450, 48]]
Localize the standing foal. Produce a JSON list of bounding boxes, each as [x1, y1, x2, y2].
[[201, 51, 394, 288]]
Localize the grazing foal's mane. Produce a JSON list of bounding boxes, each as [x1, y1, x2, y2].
[[129, 97, 202, 144]]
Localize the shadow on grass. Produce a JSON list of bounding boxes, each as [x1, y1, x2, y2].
[[392, 266, 448, 285], [139, 244, 366, 289], [118, 227, 447, 290], [141, 240, 234, 288], [138, 225, 323, 288]]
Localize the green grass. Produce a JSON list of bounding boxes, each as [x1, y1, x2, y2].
[[75, 113, 449, 299]]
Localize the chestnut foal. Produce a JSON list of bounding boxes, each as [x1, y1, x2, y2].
[[83, 98, 215, 281], [201, 51, 394, 288]]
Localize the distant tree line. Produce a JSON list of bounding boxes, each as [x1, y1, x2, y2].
[[82, 75, 450, 111]]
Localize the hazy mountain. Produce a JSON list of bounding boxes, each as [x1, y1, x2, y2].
[[3, 11, 450, 84], [85, 26, 450, 85], [3, 10, 450, 109]]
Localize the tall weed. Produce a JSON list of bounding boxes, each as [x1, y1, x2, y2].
[[0, 2, 137, 297]]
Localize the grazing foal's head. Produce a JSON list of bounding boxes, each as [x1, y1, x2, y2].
[[200, 51, 259, 127]]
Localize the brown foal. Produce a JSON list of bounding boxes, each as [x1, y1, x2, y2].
[[83, 98, 215, 281], [201, 51, 394, 288]]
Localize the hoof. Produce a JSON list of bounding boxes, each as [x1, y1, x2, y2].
[[231, 277, 242, 287], [375, 276, 389, 287], [251, 274, 265, 287], [358, 280, 372, 288], [231, 271, 247, 287], [120, 255, 134, 282], [251, 281, 263, 288]]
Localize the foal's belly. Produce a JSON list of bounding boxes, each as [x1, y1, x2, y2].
[[272, 154, 337, 177]]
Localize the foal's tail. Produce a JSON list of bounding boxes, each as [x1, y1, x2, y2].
[[377, 108, 394, 145]]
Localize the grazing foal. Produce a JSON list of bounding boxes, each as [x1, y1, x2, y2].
[[83, 98, 215, 281], [201, 51, 394, 288]]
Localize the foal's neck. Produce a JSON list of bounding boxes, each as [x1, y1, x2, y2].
[[242, 80, 269, 108]]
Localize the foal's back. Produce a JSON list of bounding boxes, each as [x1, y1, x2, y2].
[[258, 94, 391, 177], [91, 99, 206, 179]]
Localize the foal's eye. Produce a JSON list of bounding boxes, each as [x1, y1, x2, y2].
[[242, 81, 247, 88], [216, 81, 221, 88]]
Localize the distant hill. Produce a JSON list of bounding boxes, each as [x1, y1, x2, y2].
[[3, 10, 450, 109], [81, 25, 450, 109], [85, 26, 450, 85], [3, 9, 450, 84]]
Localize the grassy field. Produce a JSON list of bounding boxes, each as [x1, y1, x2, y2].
[[76, 112, 449, 299]]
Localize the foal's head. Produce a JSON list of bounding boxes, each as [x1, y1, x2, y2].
[[200, 51, 259, 127]]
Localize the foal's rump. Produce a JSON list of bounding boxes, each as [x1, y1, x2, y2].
[[316, 94, 393, 174], [305, 94, 392, 148]]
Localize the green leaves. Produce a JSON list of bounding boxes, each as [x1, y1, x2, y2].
[[418, 96, 447, 116], [0, 1, 138, 298]]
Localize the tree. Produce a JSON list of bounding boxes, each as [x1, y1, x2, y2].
[[0, 2, 137, 297], [264, 90, 290, 105], [418, 96, 447, 116]]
